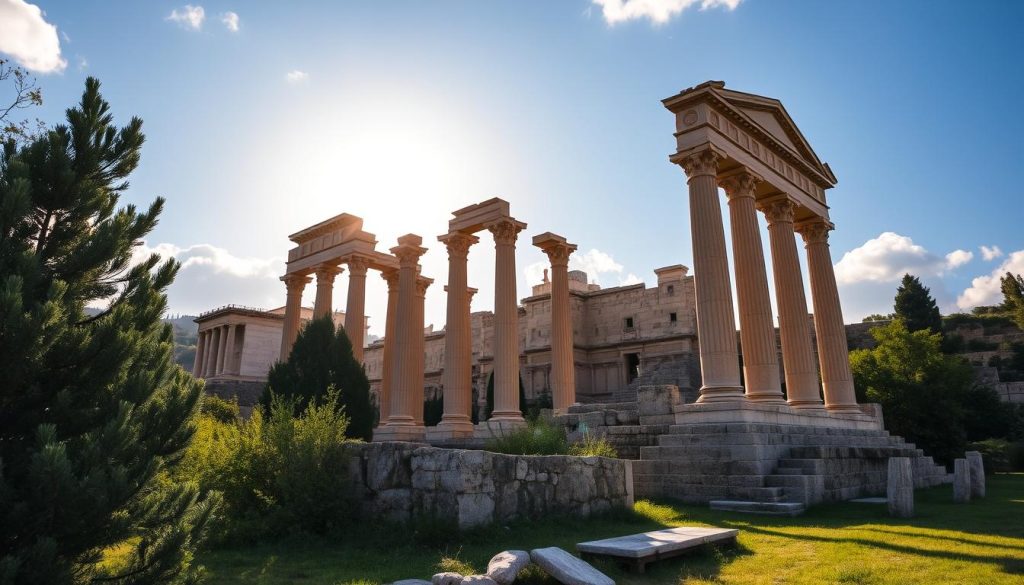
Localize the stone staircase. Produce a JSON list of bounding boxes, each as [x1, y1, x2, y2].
[[610, 356, 699, 404]]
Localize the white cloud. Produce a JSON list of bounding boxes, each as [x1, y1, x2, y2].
[[980, 245, 1003, 261], [591, 0, 741, 25], [0, 0, 66, 73], [76, 55, 87, 70], [957, 250, 1024, 310], [221, 11, 239, 32], [285, 70, 308, 84], [524, 248, 641, 290], [944, 249, 973, 270], [834, 232, 949, 285], [167, 5, 205, 30], [619, 273, 642, 286]]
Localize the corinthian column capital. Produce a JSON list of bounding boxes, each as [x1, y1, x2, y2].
[[346, 255, 370, 276], [415, 275, 433, 298], [533, 232, 577, 267], [758, 197, 797, 225], [678, 147, 723, 179], [487, 218, 526, 246], [795, 218, 834, 245], [719, 169, 761, 200], [314, 264, 343, 283], [439, 231, 479, 260], [381, 267, 399, 290], [390, 234, 428, 268], [281, 273, 312, 292]]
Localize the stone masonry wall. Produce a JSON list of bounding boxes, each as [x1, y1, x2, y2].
[[347, 443, 633, 529]]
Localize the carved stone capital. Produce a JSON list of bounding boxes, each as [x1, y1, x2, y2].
[[314, 264, 343, 284], [532, 232, 577, 267], [346, 255, 370, 277], [390, 234, 428, 268], [758, 198, 797, 225], [280, 273, 312, 293], [439, 232, 479, 260], [795, 218, 833, 245], [381, 268, 400, 291], [415, 276, 433, 297], [678, 148, 722, 178], [487, 219, 525, 246], [719, 170, 761, 200]]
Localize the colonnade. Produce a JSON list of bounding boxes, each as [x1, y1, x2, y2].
[[677, 146, 859, 413], [193, 323, 241, 378]]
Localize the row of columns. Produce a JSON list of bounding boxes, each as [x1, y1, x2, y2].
[[192, 323, 240, 378], [679, 147, 858, 413]]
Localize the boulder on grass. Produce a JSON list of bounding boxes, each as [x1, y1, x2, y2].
[[529, 547, 614, 585], [460, 576, 498, 585], [433, 572, 464, 585], [486, 550, 530, 585]]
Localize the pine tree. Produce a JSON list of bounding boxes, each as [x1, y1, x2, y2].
[[264, 316, 374, 441], [0, 79, 218, 584], [894, 274, 943, 334]]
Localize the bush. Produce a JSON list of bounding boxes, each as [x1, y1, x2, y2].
[[967, 439, 1024, 473], [201, 393, 241, 423], [486, 418, 568, 455], [568, 433, 619, 458], [174, 388, 360, 542]]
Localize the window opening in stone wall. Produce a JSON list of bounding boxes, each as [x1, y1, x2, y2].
[[624, 317, 634, 329], [667, 284, 675, 295], [669, 312, 677, 323], [625, 352, 640, 383]]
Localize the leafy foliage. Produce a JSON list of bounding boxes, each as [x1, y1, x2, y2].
[[999, 272, 1024, 330], [485, 418, 568, 455], [0, 78, 217, 584], [264, 316, 373, 441], [173, 390, 359, 542], [894, 274, 942, 334], [568, 433, 619, 458]]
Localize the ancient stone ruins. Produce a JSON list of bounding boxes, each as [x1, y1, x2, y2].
[[193, 81, 954, 517]]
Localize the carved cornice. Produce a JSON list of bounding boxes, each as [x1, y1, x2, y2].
[[718, 170, 760, 200], [758, 198, 796, 225], [487, 219, 525, 245], [679, 148, 722, 178]]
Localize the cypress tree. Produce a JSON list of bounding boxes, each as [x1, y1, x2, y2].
[[894, 273, 942, 334], [264, 316, 374, 441], [0, 78, 218, 584]]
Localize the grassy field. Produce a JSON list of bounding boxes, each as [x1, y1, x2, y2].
[[198, 474, 1024, 584]]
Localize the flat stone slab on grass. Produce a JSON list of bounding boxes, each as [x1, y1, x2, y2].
[[577, 526, 738, 573], [530, 547, 614, 585], [849, 497, 887, 504]]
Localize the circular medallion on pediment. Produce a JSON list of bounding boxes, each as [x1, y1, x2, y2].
[[682, 110, 698, 126]]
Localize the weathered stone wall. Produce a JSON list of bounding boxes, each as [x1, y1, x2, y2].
[[348, 443, 633, 529]]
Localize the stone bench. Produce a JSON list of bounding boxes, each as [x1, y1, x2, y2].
[[576, 526, 739, 573]]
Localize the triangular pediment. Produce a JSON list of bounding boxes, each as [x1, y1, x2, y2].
[[716, 88, 835, 183]]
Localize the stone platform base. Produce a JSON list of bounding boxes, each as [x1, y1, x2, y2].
[[373, 425, 426, 442], [673, 400, 881, 430]]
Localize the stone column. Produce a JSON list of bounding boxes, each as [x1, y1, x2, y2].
[[344, 256, 369, 362], [721, 171, 784, 403], [193, 329, 207, 377], [760, 197, 823, 409], [534, 233, 578, 414], [411, 275, 433, 426], [215, 325, 229, 375], [678, 148, 743, 402], [488, 218, 527, 423], [313, 264, 343, 319], [279, 273, 311, 361], [378, 268, 399, 425], [436, 232, 479, 439], [206, 327, 221, 378], [223, 324, 236, 376], [376, 235, 427, 441], [796, 219, 860, 413]]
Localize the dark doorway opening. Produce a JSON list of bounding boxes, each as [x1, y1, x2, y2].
[[625, 353, 641, 384]]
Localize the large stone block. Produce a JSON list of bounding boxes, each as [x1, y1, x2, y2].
[[953, 458, 971, 504], [530, 547, 614, 585], [887, 457, 913, 518], [486, 550, 530, 585], [965, 451, 985, 498]]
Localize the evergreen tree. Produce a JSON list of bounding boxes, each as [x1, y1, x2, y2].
[[264, 316, 374, 441], [0, 78, 218, 584], [894, 274, 942, 334], [999, 272, 1024, 330]]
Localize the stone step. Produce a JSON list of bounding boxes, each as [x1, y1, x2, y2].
[[709, 500, 805, 516], [731, 486, 786, 502], [567, 402, 638, 414]]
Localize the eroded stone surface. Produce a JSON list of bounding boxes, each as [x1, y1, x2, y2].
[[953, 458, 971, 503], [578, 527, 737, 559], [460, 576, 498, 585], [887, 457, 914, 518], [486, 550, 530, 585], [530, 547, 614, 585], [432, 572, 463, 585], [966, 451, 985, 498], [393, 580, 432, 585]]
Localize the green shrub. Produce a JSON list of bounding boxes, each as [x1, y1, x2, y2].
[[175, 388, 360, 542], [201, 393, 241, 423], [486, 418, 568, 455], [568, 433, 619, 458], [967, 438, 1024, 473]]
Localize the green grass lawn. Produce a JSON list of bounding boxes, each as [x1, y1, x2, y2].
[[198, 474, 1024, 584]]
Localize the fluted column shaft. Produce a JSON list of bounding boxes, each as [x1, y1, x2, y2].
[[279, 274, 310, 361], [379, 269, 399, 425], [721, 172, 784, 402], [679, 148, 743, 401], [489, 219, 526, 422], [797, 219, 860, 413], [383, 236, 427, 430], [761, 197, 823, 409], [535, 233, 578, 414], [344, 257, 369, 362], [411, 276, 432, 426], [206, 327, 221, 377], [438, 232, 479, 437], [313, 264, 342, 319], [223, 324, 236, 375], [193, 330, 207, 377]]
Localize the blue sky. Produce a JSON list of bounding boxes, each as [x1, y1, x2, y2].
[[2, 0, 1022, 335]]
